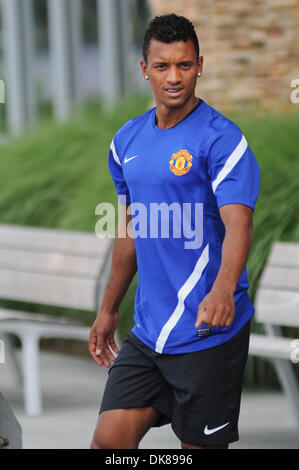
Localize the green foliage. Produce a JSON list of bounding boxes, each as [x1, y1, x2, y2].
[[0, 97, 298, 387], [230, 111, 299, 388], [0, 95, 151, 230]]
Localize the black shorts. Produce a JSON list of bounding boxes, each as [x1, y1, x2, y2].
[[99, 320, 250, 446]]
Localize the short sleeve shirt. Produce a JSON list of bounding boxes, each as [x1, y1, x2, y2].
[[108, 98, 260, 354]]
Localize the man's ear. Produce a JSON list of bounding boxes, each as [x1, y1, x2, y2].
[[198, 56, 204, 74], [140, 59, 148, 79]]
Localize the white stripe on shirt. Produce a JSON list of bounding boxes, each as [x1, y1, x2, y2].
[[155, 244, 209, 354], [110, 139, 121, 166], [212, 135, 248, 194]]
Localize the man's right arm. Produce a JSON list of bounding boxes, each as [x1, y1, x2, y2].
[[89, 204, 137, 367]]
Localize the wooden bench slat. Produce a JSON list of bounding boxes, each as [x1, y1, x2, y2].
[[0, 308, 82, 325], [259, 266, 299, 290], [255, 288, 299, 327], [0, 269, 101, 311], [0, 248, 105, 278], [268, 242, 299, 268], [0, 224, 113, 256], [249, 333, 293, 360], [0, 319, 89, 341]]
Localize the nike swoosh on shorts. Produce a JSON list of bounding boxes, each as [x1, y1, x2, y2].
[[204, 422, 230, 435]]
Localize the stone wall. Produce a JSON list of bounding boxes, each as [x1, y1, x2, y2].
[[148, 0, 299, 113]]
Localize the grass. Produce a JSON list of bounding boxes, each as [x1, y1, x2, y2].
[[0, 96, 299, 387]]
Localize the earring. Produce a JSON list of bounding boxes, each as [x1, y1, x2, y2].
[[198, 72, 201, 77], [145, 75, 149, 80]]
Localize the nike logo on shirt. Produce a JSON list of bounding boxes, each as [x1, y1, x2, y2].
[[204, 422, 230, 435], [124, 155, 139, 164]]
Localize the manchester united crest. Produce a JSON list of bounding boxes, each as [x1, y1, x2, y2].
[[169, 149, 192, 176]]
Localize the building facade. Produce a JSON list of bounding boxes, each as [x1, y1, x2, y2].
[[148, 0, 299, 112]]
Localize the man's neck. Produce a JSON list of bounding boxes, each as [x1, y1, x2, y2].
[[155, 96, 199, 129]]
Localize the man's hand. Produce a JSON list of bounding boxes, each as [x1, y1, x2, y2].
[[89, 310, 120, 367], [195, 204, 253, 330], [89, 203, 136, 367], [195, 285, 235, 329]]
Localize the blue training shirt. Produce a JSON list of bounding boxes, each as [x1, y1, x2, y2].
[[108, 98, 260, 354]]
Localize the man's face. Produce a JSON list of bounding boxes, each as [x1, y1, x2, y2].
[[141, 39, 203, 109]]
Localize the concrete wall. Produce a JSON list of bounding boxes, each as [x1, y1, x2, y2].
[[148, 0, 299, 112]]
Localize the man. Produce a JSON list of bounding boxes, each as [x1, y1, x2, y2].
[[89, 14, 260, 449]]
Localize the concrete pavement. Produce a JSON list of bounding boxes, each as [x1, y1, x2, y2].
[[1, 350, 299, 449]]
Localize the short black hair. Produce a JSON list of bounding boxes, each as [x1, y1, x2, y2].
[[143, 14, 200, 63]]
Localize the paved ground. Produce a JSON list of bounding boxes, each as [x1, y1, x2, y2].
[[1, 350, 299, 449]]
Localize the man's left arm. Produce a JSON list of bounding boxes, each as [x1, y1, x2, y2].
[[195, 204, 253, 329]]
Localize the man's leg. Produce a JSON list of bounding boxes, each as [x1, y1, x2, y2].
[[90, 406, 162, 449]]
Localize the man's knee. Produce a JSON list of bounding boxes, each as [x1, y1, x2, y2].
[[90, 410, 143, 449], [90, 434, 131, 450], [90, 407, 160, 449], [91, 426, 138, 450], [90, 416, 119, 449], [90, 438, 102, 449]]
